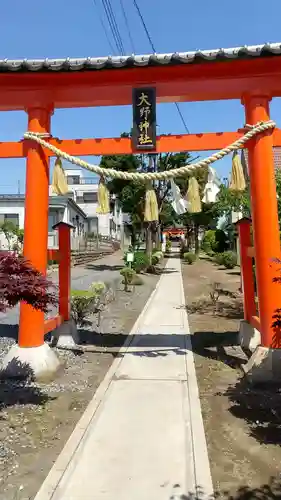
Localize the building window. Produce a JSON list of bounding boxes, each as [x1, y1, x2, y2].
[[67, 175, 80, 185], [82, 192, 98, 203], [0, 213, 20, 227], [48, 213, 58, 232]]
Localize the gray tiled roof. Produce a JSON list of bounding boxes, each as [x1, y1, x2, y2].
[[1, 42, 281, 72]]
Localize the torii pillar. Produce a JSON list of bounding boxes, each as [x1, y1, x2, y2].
[[2, 106, 60, 379], [241, 94, 281, 382]]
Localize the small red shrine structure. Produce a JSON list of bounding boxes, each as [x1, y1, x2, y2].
[[1, 42, 281, 378]]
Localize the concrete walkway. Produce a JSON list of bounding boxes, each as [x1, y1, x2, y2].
[[35, 256, 213, 500]]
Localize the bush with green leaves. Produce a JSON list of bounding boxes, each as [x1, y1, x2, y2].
[[71, 290, 97, 327], [131, 251, 150, 273], [165, 240, 172, 252], [90, 281, 106, 295], [153, 249, 163, 260], [214, 229, 228, 253], [201, 230, 216, 254], [120, 267, 136, 291], [202, 229, 228, 255], [183, 252, 197, 265], [220, 251, 237, 269], [213, 253, 224, 266], [151, 251, 163, 266], [71, 281, 111, 326]]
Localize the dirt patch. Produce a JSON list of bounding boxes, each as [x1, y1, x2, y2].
[[182, 258, 281, 499], [0, 272, 159, 500]]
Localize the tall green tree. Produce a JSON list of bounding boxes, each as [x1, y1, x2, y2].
[[175, 165, 219, 254], [215, 183, 251, 218], [215, 171, 281, 222], [101, 136, 194, 249], [0, 221, 17, 251]]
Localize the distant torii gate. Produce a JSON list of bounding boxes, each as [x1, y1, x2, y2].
[[1, 44, 281, 380]]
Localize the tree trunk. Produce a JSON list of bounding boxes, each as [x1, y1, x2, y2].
[[185, 226, 192, 251], [145, 224, 152, 264], [131, 226, 136, 248], [155, 224, 162, 250], [194, 223, 200, 255]]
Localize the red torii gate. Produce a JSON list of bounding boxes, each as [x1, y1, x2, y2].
[[1, 43, 281, 380]]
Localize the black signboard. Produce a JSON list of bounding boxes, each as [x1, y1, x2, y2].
[[132, 87, 156, 150]]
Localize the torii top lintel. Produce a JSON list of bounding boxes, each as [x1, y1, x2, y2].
[[2, 42, 281, 111]]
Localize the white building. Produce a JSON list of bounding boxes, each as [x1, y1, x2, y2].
[[50, 168, 111, 237], [0, 194, 87, 250], [50, 168, 130, 241]]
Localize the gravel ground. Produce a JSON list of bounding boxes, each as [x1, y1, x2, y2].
[[0, 268, 160, 500], [182, 257, 281, 499]]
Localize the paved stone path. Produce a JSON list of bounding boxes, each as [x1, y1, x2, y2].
[[35, 256, 213, 500]]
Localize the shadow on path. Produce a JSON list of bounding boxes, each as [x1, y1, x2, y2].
[[169, 477, 281, 499], [85, 264, 123, 272], [0, 323, 18, 340], [77, 330, 241, 363]]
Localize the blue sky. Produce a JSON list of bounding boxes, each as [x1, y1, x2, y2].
[[1, 0, 281, 193]]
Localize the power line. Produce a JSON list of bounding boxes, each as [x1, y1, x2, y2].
[[132, 0, 190, 134], [105, 0, 125, 54], [102, 0, 125, 54], [132, 0, 156, 53], [174, 103, 190, 134], [101, 0, 123, 54], [93, 0, 116, 55], [119, 0, 136, 54]]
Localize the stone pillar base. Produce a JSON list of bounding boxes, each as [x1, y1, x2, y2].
[[1, 343, 61, 381], [242, 346, 281, 384], [239, 320, 261, 352], [51, 320, 79, 349]]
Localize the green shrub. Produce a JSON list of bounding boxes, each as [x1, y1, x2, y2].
[[220, 251, 237, 269], [71, 290, 96, 326], [90, 281, 106, 295], [120, 267, 136, 291], [214, 229, 228, 253], [165, 240, 172, 252], [202, 229, 228, 254], [183, 252, 197, 265], [131, 251, 150, 273], [71, 282, 113, 326], [201, 230, 216, 254], [214, 253, 224, 265], [151, 251, 163, 265], [154, 250, 163, 260], [151, 254, 159, 265]]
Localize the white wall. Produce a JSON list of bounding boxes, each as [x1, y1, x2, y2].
[[0, 202, 25, 228], [50, 167, 131, 238], [67, 204, 87, 235], [0, 198, 88, 251], [50, 181, 111, 236], [0, 201, 25, 249]]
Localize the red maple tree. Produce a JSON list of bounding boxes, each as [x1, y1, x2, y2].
[[0, 252, 57, 313]]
